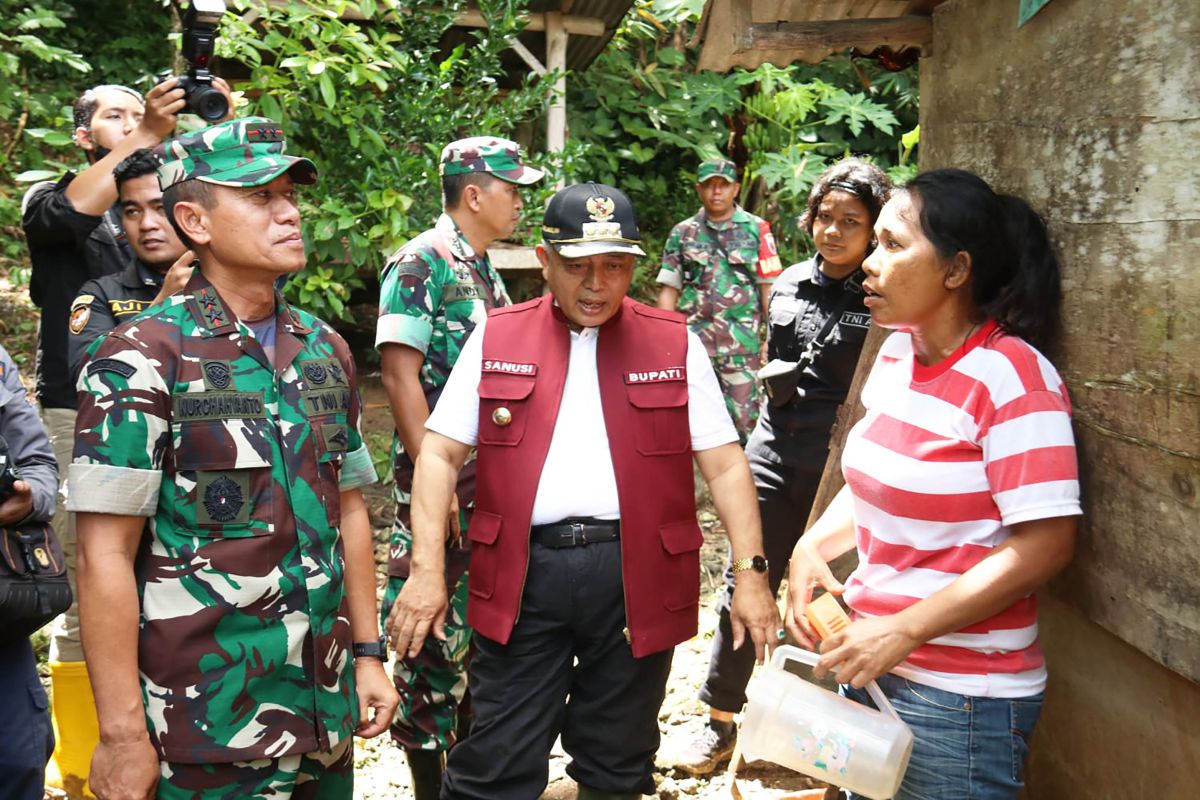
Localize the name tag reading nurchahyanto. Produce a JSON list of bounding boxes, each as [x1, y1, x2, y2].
[[482, 360, 537, 376], [173, 391, 266, 421], [624, 367, 685, 384]]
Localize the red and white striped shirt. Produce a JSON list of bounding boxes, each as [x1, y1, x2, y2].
[[842, 321, 1081, 697]]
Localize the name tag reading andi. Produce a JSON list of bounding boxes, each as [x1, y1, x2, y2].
[[482, 360, 537, 376], [624, 367, 685, 384]]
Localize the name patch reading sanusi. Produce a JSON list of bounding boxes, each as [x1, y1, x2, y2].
[[482, 360, 537, 376], [625, 367, 685, 384], [173, 392, 265, 421]]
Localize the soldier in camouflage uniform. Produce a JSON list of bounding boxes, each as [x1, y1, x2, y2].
[[70, 117, 398, 800], [657, 158, 783, 441], [376, 136, 543, 798]]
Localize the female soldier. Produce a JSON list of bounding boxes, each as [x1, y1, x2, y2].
[[678, 158, 892, 774], [787, 169, 1080, 799]]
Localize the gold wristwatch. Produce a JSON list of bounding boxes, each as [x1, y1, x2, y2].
[[731, 555, 768, 575]]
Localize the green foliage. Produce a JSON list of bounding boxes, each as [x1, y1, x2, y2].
[[566, 0, 920, 293], [219, 0, 549, 322]]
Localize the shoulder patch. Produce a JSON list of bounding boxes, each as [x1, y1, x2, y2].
[[86, 358, 136, 379], [71, 294, 96, 309], [69, 304, 92, 335]]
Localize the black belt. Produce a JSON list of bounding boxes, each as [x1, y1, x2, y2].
[[530, 518, 620, 548]]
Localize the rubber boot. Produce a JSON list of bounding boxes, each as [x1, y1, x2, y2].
[[44, 660, 99, 799], [407, 749, 445, 800], [576, 786, 640, 800]]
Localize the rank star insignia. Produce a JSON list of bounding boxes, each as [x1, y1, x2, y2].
[[586, 196, 616, 222], [204, 476, 244, 523]]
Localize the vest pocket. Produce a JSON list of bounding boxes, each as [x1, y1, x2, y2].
[[173, 420, 273, 538], [477, 374, 535, 447], [626, 381, 690, 456], [659, 519, 703, 611], [466, 510, 502, 600]]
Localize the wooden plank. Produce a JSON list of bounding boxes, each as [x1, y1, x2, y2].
[[747, 15, 932, 52]]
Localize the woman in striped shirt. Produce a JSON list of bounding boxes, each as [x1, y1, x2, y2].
[[785, 169, 1081, 800]]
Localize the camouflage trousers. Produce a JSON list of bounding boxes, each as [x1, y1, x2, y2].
[[712, 352, 763, 442], [381, 504, 473, 753], [157, 738, 352, 799]]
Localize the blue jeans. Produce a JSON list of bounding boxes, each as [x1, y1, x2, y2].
[[842, 674, 1042, 800]]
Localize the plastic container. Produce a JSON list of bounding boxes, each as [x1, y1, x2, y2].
[[739, 645, 914, 800]]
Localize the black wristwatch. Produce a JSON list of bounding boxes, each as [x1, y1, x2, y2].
[[731, 555, 768, 575], [353, 636, 388, 661]]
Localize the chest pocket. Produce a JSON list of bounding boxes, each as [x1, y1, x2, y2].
[[626, 380, 690, 456], [477, 373, 535, 446], [171, 403, 273, 538]]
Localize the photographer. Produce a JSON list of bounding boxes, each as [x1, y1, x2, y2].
[[68, 147, 195, 377], [21, 69, 231, 796], [0, 343, 59, 798]]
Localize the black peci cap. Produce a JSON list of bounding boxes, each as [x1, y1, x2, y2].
[[541, 182, 646, 258]]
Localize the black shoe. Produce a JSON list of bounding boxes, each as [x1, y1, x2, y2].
[[673, 717, 737, 776]]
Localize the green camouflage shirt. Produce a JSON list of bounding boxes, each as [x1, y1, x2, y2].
[[69, 272, 377, 764], [656, 207, 782, 356], [375, 213, 510, 487]]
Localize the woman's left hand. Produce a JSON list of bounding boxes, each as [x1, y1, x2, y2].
[[814, 615, 922, 688]]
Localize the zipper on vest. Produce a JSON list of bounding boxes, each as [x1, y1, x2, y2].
[[620, 536, 632, 646]]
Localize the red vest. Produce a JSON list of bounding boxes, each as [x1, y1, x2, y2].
[[469, 295, 703, 657]]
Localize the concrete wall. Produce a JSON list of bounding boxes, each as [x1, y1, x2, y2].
[[919, 0, 1199, 795]]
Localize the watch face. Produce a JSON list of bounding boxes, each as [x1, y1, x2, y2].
[[752, 555, 768, 573]]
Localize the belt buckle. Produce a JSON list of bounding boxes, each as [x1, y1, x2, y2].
[[571, 521, 587, 546]]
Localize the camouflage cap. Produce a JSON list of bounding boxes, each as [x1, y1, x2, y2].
[[157, 117, 318, 191], [439, 136, 544, 185], [697, 158, 738, 184]]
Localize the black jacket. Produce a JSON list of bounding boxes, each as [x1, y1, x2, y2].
[[22, 173, 130, 409], [68, 259, 164, 379]]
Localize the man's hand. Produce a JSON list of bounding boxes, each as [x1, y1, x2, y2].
[[139, 78, 186, 141], [352, 658, 400, 738], [212, 77, 237, 122], [815, 615, 921, 689], [150, 250, 195, 307], [386, 570, 449, 659], [0, 479, 34, 526], [729, 572, 782, 665], [783, 540, 845, 649], [89, 735, 159, 800]]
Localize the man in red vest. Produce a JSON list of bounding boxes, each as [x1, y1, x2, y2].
[[389, 183, 780, 800]]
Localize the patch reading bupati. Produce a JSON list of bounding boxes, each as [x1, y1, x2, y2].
[[173, 392, 265, 421], [624, 366, 685, 384], [86, 358, 136, 379], [303, 360, 328, 385], [202, 360, 233, 390], [482, 360, 537, 376], [198, 471, 249, 525], [840, 311, 870, 328]]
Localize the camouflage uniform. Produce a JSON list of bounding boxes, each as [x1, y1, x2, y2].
[[375, 136, 542, 753], [658, 199, 782, 439], [68, 118, 375, 796]]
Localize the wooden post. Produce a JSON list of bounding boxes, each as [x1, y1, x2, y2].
[[545, 9, 568, 187]]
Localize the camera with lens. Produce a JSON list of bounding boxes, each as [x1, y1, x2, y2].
[[175, 0, 229, 123], [0, 435, 21, 504]]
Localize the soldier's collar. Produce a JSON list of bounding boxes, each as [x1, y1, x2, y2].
[[436, 213, 477, 261], [276, 291, 312, 335], [700, 207, 743, 230]]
